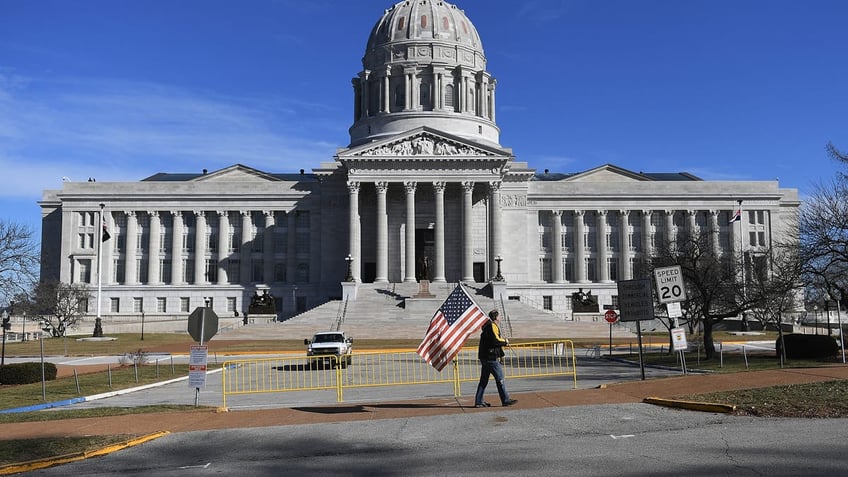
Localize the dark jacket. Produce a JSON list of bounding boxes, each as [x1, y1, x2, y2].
[[478, 320, 508, 360]]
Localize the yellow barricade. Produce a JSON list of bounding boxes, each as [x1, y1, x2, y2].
[[222, 340, 576, 408]]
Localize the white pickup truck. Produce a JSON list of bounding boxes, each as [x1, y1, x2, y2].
[[304, 331, 353, 368]]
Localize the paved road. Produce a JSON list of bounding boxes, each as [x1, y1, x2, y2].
[[53, 354, 681, 410], [27, 403, 848, 476]]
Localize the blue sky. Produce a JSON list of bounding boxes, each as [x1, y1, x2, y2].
[[2, 0, 847, 236]]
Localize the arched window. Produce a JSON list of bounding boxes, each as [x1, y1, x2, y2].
[[445, 84, 455, 110]]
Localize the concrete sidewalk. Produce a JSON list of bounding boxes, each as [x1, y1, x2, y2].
[[2, 365, 847, 440]]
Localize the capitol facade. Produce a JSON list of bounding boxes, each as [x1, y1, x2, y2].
[[40, 1, 799, 324]]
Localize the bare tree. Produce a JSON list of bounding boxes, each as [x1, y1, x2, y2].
[[745, 241, 804, 366], [800, 167, 848, 313], [647, 232, 751, 360], [20, 280, 92, 338], [0, 220, 39, 306]]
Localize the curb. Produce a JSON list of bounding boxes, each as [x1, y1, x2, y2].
[[643, 396, 737, 413], [0, 431, 170, 475]]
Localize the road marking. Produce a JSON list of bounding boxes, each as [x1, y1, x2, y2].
[[179, 463, 211, 469], [610, 434, 635, 439]]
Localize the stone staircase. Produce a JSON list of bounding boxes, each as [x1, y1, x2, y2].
[[219, 282, 636, 341]]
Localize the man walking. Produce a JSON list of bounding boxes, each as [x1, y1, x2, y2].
[[474, 310, 517, 408]]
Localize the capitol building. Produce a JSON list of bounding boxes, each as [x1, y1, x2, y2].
[[40, 1, 799, 331]]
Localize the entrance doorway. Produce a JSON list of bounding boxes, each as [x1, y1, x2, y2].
[[415, 229, 435, 281]]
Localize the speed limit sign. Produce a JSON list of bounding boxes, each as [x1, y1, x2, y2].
[[654, 265, 687, 304]]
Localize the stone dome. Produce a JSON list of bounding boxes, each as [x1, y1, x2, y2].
[[349, 0, 500, 148], [363, 0, 485, 71]]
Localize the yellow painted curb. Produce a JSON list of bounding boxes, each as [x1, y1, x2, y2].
[[0, 431, 170, 475], [643, 397, 737, 413]]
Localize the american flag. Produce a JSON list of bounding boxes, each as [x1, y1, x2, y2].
[[729, 208, 742, 224], [417, 284, 488, 371]]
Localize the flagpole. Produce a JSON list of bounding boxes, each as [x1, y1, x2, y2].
[[737, 199, 746, 329], [95, 203, 105, 337]]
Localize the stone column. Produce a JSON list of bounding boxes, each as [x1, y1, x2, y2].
[[619, 210, 632, 281], [382, 70, 391, 113], [194, 211, 207, 285], [147, 211, 161, 285], [710, 210, 721, 256], [489, 181, 502, 281], [375, 181, 389, 283], [462, 181, 475, 282], [432, 181, 446, 282], [347, 182, 361, 282], [574, 210, 587, 283], [597, 210, 609, 282], [358, 71, 369, 120], [665, 210, 675, 251], [641, 210, 653, 259], [171, 211, 184, 285], [404, 181, 417, 282], [240, 211, 252, 284], [263, 211, 275, 283], [687, 209, 698, 242], [284, 210, 296, 283], [217, 211, 229, 284], [125, 211, 138, 285], [552, 210, 564, 283]]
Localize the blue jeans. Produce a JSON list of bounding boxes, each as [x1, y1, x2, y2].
[[475, 358, 510, 405]]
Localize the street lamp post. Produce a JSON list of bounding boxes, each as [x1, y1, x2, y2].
[[494, 255, 504, 281]]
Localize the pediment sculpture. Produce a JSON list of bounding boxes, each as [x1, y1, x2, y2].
[[360, 135, 490, 157]]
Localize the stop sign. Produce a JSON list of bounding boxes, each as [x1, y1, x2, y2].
[[187, 306, 219, 343], [604, 309, 618, 323]]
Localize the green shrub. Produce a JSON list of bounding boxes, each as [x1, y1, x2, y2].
[[776, 334, 840, 360], [0, 362, 58, 384]]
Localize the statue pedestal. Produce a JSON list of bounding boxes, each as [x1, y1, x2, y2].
[[342, 281, 358, 301], [413, 280, 435, 298], [491, 280, 508, 302]]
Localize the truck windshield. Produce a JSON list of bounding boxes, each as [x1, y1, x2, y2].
[[314, 334, 343, 343]]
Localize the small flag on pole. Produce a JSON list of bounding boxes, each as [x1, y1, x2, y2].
[[728, 208, 741, 224], [102, 223, 111, 242], [417, 284, 488, 371]]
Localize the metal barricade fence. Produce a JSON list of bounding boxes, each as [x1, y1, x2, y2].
[[222, 340, 576, 408]]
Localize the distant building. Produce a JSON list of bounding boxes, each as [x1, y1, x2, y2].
[[40, 1, 799, 323]]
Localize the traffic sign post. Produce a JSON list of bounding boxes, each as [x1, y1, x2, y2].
[[604, 310, 618, 357], [187, 303, 219, 406], [616, 278, 654, 380]]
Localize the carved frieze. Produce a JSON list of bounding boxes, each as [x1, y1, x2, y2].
[[359, 133, 491, 157], [499, 194, 527, 208]]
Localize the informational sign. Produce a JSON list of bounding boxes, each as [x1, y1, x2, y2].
[[616, 278, 654, 322], [654, 265, 687, 304], [188, 345, 208, 388], [604, 309, 618, 323], [671, 328, 688, 351], [666, 302, 682, 318]]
